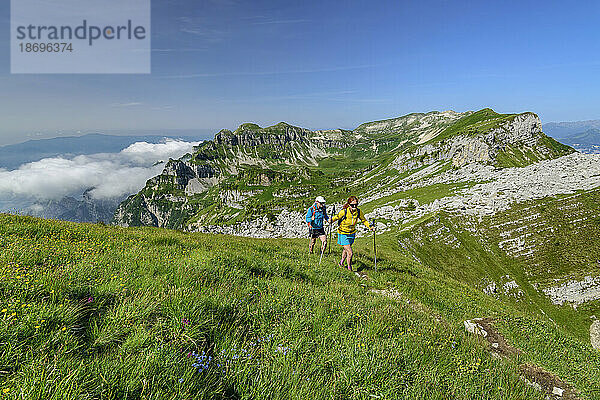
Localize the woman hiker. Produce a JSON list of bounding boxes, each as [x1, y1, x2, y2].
[[305, 196, 329, 254], [329, 196, 373, 271]]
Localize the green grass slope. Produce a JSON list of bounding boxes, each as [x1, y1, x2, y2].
[[1, 214, 599, 399]]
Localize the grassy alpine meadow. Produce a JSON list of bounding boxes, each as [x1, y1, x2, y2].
[[0, 213, 598, 399]]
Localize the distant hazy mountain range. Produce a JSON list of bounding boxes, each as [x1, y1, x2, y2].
[[24, 188, 126, 224], [543, 120, 600, 139], [0, 132, 210, 170], [543, 120, 600, 154]]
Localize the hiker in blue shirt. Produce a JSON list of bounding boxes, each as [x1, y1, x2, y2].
[[306, 196, 329, 254]]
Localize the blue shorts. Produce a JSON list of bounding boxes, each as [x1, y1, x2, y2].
[[337, 233, 355, 246]]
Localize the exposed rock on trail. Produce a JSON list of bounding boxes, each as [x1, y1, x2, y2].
[[463, 318, 521, 358], [464, 318, 489, 337], [519, 364, 580, 400], [463, 318, 581, 399]]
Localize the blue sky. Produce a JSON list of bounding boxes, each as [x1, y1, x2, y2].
[[1, 0, 600, 145]]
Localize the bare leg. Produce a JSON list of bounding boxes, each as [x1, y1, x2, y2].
[[319, 235, 327, 253], [339, 247, 346, 266], [344, 244, 353, 270], [309, 237, 316, 253]]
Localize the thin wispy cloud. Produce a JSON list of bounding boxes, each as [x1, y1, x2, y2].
[[179, 28, 228, 43], [111, 102, 143, 107], [152, 48, 208, 53], [161, 64, 383, 79], [250, 90, 357, 101], [524, 60, 600, 71], [219, 90, 389, 103], [176, 16, 229, 43], [132, 48, 208, 53], [326, 97, 391, 103], [252, 19, 310, 25], [206, 0, 238, 6], [151, 105, 176, 111], [180, 28, 203, 35]]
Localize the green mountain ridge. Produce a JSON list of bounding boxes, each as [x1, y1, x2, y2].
[[114, 108, 572, 231]]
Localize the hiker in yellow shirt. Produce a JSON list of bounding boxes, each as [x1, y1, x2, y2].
[[329, 196, 373, 271]]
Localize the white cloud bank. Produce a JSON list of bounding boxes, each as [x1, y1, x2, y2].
[[0, 139, 201, 202]]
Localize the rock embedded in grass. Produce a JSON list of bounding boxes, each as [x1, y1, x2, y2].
[[591, 320, 600, 350], [463, 318, 488, 337], [553, 386, 564, 396]]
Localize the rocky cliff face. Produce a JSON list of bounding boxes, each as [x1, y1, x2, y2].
[[212, 123, 352, 151], [214, 123, 308, 147], [391, 112, 569, 171], [487, 112, 542, 146], [114, 192, 192, 228], [354, 110, 469, 139], [160, 160, 220, 195]]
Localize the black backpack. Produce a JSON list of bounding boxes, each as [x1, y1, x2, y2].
[[338, 207, 360, 226]]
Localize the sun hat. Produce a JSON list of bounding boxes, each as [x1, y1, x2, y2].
[[315, 196, 326, 203]]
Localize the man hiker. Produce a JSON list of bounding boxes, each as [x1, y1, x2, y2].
[[306, 196, 329, 254], [329, 196, 373, 271]]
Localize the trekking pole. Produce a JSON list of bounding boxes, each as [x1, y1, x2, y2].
[[373, 218, 377, 272], [328, 205, 335, 255]]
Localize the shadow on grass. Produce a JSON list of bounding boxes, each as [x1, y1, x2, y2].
[[378, 265, 418, 276], [61, 288, 120, 355]]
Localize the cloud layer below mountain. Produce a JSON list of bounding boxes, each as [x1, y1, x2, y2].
[[0, 139, 200, 204]]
